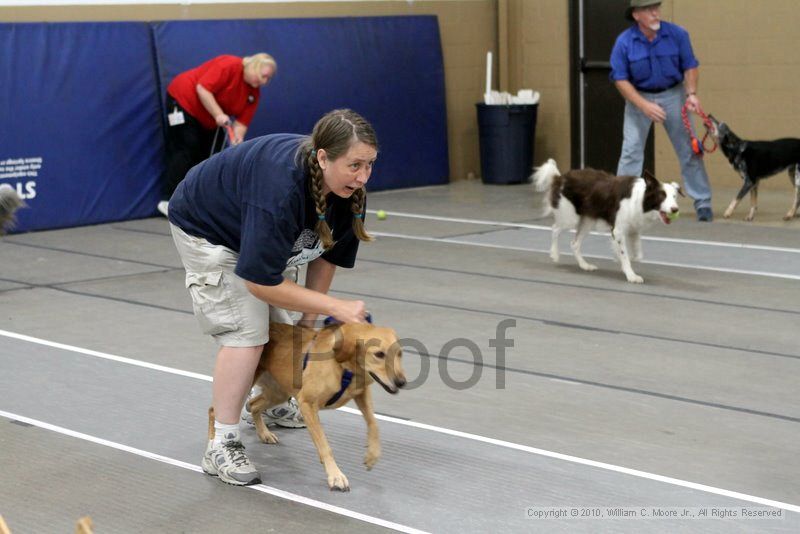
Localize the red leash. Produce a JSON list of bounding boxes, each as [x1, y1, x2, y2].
[[681, 102, 717, 156]]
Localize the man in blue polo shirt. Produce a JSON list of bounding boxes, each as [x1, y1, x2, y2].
[[610, 0, 713, 221]]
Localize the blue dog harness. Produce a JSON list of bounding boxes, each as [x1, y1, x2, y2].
[[302, 314, 370, 408], [302, 348, 354, 407]]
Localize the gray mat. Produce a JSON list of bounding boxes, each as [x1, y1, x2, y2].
[[1, 337, 796, 533]]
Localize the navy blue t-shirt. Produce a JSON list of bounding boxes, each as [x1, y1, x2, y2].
[[168, 133, 361, 286]]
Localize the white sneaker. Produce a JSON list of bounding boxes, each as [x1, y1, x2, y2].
[[157, 200, 169, 217], [242, 397, 306, 429], [201, 439, 261, 486]]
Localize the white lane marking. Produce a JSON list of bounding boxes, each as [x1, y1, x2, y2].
[[2, 328, 799, 513], [366, 209, 800, 254], [0, 410, 428, 534], [336, 408, 800, 514], [0, 329, 212, 382], [369, 231, 800, 281]]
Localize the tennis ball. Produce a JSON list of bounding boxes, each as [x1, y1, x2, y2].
[[668, 211, 679, 221], [376, 210, 387, 220]]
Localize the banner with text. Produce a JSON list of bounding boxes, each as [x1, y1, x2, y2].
[[153, 16, 449, 192], [0, 22, 163, 232]]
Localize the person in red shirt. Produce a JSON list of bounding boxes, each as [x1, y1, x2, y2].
[[158, 53, 277, 216]]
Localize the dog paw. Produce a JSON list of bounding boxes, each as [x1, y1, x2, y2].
[[744, 215, 755, 222], [364, 448, 381, 471], [257, 429, 279, 444], [723, 211, 733, 219], [783, 214, 793, 221], [550, 252, 559, 263], [328, 471, 350, 492], [579, 262, 598, 271], [626, 274, 644, 284]]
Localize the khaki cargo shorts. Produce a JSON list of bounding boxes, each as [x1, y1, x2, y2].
[[170, 223, 299, 347]]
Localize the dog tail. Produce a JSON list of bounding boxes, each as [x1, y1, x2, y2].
[[0, 184, 25, 235], [531, 158, 561, 193]]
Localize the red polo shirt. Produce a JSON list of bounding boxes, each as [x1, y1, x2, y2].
[[167, 55, 260, 130]]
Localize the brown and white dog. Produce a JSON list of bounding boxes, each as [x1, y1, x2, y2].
[[245, 321, 406, 491], [0, 184, 24, 235], [532, 159, 683, 284]]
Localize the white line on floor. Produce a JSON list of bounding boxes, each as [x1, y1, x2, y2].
[[337, 409, 799, 513], [2, 328, 799, 514], [369, 231, 800, 281], [366, 209, 800, 254], [0, 410, 429, 534]]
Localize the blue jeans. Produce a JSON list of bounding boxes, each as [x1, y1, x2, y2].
[[616, 85, 712, 210]]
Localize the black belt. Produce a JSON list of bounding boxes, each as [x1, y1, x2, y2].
[[637, 83, 679, 94]]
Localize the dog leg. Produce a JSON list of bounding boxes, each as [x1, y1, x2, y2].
[[571, 218, 598, 271], [549, 224, 562, 263], [723, 197, 739, 218], [785, 187, 800, 220], [745, 184, 758, 222], [725, 181, 754, 218], [627, 231, 643, 262], [248, 392, 282, 444], [353, 388, 381, 470], [207, 407, 216, 441], [784, 169, 800, 220], [297, 398, 349, 491], [611, 226, 643, 283]]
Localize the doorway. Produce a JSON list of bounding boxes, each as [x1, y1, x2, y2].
[[569, 0, 655, 174]]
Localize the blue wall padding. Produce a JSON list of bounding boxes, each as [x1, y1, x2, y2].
[[153, 16, 449, 192], [0, 16, 448, 233], [0, 22, 164, 232]]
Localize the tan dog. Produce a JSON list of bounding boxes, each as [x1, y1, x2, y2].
[[248, 321, 406, 491]]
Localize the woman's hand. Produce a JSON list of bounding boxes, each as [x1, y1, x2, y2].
[[329, 299, 368, 324], [214, 113, 231, 127]]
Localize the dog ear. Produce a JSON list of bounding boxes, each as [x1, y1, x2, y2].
[[325, 324, 355, 362], [643, 169, 658, 182], [672, 182, 686, 197]]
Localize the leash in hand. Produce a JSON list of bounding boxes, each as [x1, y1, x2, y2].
[[681, 102, 717, 157], [210, 121, 237, 157]]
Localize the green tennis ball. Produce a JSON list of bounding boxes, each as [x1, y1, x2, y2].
[[668, 211, 679, 221], [376, 210, 387, 220]]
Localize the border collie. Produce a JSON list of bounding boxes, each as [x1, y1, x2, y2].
[[708, 115, 800, 221], [532, 159, 683, 284]]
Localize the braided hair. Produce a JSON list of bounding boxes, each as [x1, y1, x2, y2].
[[298, 109, 377, 249]]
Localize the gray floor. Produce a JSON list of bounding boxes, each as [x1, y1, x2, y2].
[[1, 181, 798, 533]]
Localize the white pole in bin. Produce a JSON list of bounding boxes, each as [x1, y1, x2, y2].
[[485, 51, 492, 103]]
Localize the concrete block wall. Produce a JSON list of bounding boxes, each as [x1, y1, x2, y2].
[[507, 0, 571, 173]]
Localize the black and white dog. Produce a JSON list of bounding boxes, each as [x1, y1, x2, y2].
[[708, 115, 800, 221], [532, 159, 683, 284], [0, 184, 24, 235]]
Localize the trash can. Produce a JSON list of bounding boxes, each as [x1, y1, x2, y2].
[[476, 103, 538, 184]]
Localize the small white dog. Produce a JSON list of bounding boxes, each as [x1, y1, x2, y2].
[[532, 159, 683, 284], [0, 184, 24, 235]]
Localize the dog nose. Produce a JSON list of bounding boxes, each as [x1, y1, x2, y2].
[[671, 207, 679, 214], [395, 378, 406, 389]]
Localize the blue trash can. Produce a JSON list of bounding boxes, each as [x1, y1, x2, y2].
[[476, 103, 538, 184]]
